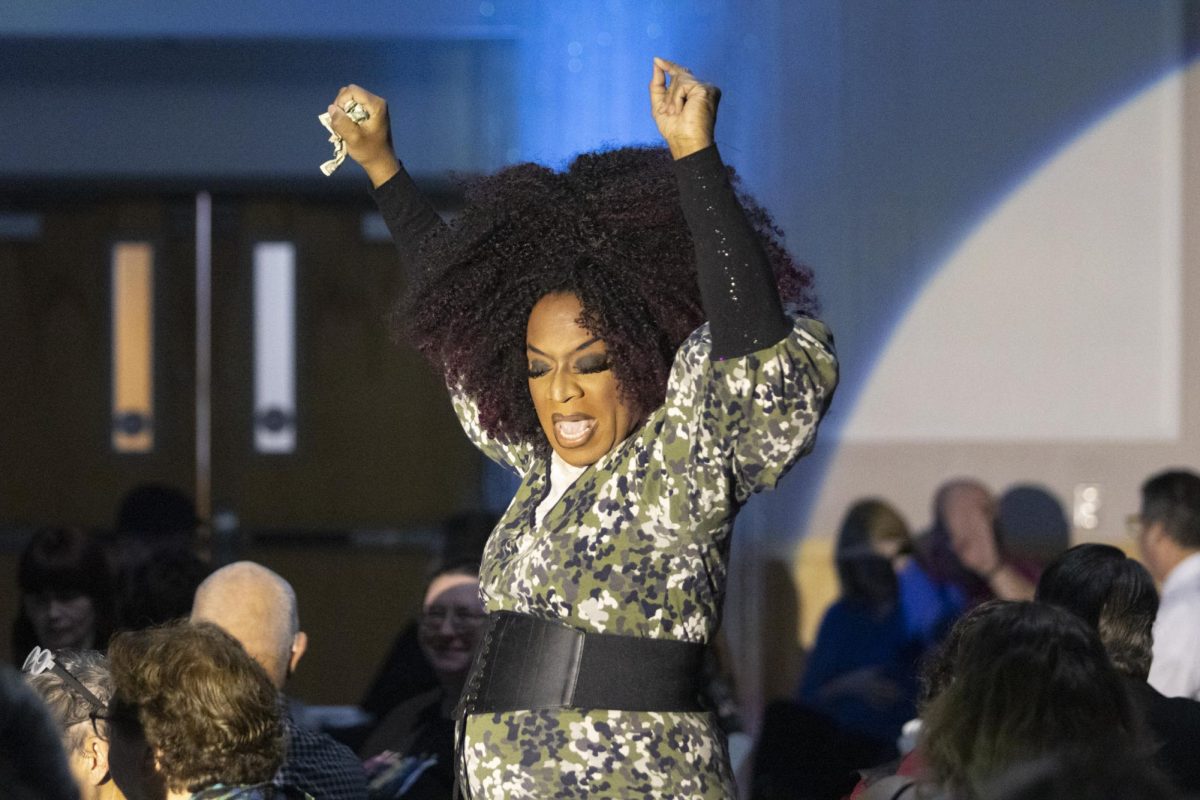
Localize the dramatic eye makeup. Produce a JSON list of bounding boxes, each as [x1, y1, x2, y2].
[[575, 353, 611, 374]]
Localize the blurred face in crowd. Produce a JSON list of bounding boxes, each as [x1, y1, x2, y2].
[[419, 573, 485, 683], [943, 483, 997, 566], [24, 589, 97, 651]]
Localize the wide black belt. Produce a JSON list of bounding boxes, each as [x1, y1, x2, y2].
[[457, 610, 706, 715]]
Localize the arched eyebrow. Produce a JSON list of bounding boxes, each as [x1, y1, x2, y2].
[[526, 337, 601, 356]]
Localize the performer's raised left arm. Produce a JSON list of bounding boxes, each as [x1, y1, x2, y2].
[[650, 57, 792, 359]]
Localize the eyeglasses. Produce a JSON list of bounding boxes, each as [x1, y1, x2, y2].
[[1126, 514, 1145, 539], [419, 607, 487, 633], [22, 646, 109, 718]]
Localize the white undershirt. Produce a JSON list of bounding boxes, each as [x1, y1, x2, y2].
[[534, 452, 587, 527]]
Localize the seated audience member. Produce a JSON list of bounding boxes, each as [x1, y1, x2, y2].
[[359, 512, 498, 727], [920, 479, 1036, 608], [360, 560, 486, 799], [192, 561, 368, 800], [111, 484, 211, 633], [23, 647, 126, 800], [0, 663, 80, 800], [995, 484, 1070, 569], [14, 527, 116, 656], [105, 621, 291, 800], [918, 602, 1144, 799], [850, 600, 1010, 800], [1134, 469, 1200, 700], [798, 500, 925, 754], [1036, 542, 1200, 793], [118, 548, 211, 632], [755, 501, 929, 799]]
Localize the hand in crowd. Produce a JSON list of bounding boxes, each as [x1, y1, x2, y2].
[[650, 57, 720, 160]]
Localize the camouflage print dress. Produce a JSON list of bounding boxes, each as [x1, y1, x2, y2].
[[369, 144, 839, 798], [454, 315, 839, 798]]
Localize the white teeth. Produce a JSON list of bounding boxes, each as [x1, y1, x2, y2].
[[556, 419, 592, 441]]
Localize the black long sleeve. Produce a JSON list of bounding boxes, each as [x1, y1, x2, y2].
[[369, 164, 448, 273], [672, 145, 791, 359]]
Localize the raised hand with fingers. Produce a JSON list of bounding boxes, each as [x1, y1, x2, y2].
[[325, 84, 400, 187], [649, 57, 721, 160]]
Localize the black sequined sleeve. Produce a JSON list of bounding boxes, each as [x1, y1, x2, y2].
[[672, 145, 791, 359], [369, 163, 448, 274]]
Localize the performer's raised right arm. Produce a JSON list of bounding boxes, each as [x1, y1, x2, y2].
[[327, 84, 447, 271]]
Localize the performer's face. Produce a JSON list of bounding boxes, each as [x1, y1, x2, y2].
[[526, 292, 638, 467]]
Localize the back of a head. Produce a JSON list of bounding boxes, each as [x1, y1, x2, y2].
[[23, 649, 113, 754], [922, 601, 1137, 795], [1036, 543, 1158, 679], [1141, 469, 1200, 550], [107, 621, 283, 794], [190, 561, 298, 688], [115, 483, 198, 537], [996, 485, 1070, 566], [918, 599, 1010, 706], [0, 665, 79, 800]]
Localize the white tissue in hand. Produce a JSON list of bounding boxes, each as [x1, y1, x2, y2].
[[318, 101, 370, 176]]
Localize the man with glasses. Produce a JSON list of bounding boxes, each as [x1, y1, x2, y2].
[[1132, 469, 1200, 701]]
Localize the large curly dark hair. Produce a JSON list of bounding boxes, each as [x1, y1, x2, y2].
[[400, 146, 817, 450]]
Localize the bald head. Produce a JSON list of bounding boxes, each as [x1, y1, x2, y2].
[[191, 561, 306, 688]]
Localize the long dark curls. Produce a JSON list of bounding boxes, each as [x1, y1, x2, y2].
[[401, 146, 817, 450]]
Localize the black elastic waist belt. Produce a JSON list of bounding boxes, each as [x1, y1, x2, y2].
[[457, 610, 706, 715]]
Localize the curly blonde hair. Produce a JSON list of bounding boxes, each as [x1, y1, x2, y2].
[[107, 621, 283, 793]]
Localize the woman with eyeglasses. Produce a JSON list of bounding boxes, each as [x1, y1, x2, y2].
[[361, 560, 485, 799], [23, 648, 127, 800]]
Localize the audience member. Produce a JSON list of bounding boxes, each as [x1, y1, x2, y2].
[[359, 512, 498, 727], [1036, 542, 1200, 793], [921, 479, 1036, 608], [105, 621, 289, 800], [111, 484, 210, 633], [919, 601, 1143, 798], [995, 484, 1070, 569], [360, 560, 485, 799], [192, 561, 368, 800], [0, 663, 80, 800], [849, 600, 1010, 800], [14, 526, 116, 656], [797, 500, 924, 752], [1135, 469, 1200, 700], [118, 548, 211, 631], [23, 647, 126, 800]]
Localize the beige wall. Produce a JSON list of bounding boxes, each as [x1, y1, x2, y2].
[[754, 61, 1200, 704]]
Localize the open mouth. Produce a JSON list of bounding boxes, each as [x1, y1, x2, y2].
[[553, 414, 597, 447]]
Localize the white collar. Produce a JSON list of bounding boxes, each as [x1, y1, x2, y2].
[[1162, 551, 1200, 598]]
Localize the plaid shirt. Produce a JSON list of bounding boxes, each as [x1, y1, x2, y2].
[[275, 712, 369, 800]]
